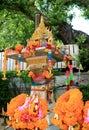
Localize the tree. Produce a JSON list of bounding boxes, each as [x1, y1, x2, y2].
[[0, 0, 36, 51], [0, 0, 89, 70]]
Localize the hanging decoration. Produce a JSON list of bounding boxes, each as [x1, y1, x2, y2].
[[15, 44, 24, 76], [14, 60, 17, 71], [69, 59, 74, 86], [15, 44, 24, 54], [48, 50, 53, 73], [63, 50, 74, 90], [17, 54, 22, 76]]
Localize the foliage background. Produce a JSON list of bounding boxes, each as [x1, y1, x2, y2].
[[0, 8, 34, 50]]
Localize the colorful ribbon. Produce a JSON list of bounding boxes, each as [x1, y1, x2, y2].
[[84, 109, 89, 123], [18, 94, 36, 111]]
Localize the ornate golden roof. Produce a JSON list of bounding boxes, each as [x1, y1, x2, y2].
[[30, 16, 54, 44]]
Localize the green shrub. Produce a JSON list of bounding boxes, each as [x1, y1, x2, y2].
[[0, 72, 12, 113], [0, 71, 31, 114], [79, 84, 89, 102]]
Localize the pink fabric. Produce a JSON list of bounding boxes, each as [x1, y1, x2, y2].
[[32, 73, 45, 81], [37, 101, 44, 119], [18, 94, 35, 111], [84, 109, 89, 123], [84, 117, 89, 123]]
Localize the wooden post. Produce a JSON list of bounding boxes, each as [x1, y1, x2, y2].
[[35, 11, 41, 29]]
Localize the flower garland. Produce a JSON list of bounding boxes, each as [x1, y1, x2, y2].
[[2, 44, 24, 78], [23, 40, 41, 58], [15, 44, 24, 54], [28, 70, 53, 85], [7, 93, 48, 130], [51, 88, 84, 130], [14, 60, 17, 71], [15, 44, 24, 76], [2, 49, 11, 80], [7, 93, 27, 117], [28, 70, 53, 79], [16, 53, 22, 76]]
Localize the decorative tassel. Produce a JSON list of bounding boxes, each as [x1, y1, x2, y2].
[[69, 60, 74, 86], [66, 85, 70, 90], [70, 72, 73, 79], [48, 51, 52, 60], [62, 49, 66, 55], [55, 47, 59, 54], [66, 78, 70, 90], [14, 60, 17, 71], [64, 53, 74, 90], [17, 54, 21, 76], [70, 80, 74, 86], [65, 66, 70, 76], [48, 50, 53, 73], [84, 109, 89, 123]]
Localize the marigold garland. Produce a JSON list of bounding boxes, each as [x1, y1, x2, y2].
[[15, 44, 24, 54], [7, 93, 48, 130], [51, 88, 84, 130], [7, 93, 27, 117], [2, 49, 11, 80]]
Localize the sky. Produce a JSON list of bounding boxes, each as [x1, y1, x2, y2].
[[71, 7, 89, 35]]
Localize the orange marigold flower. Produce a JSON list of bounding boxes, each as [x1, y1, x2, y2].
[[28, 71, 34, 77], [51, 88, 84, 130], [24, 52, 30, 58], [36, 118, 48, 130]]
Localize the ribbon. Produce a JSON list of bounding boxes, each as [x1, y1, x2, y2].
[[18, 94, 36, 111], [18, 54, 21, 62], [48, 51, 52, 60], [70, 73, 73, 80], [32, 79, 52, 86], [20, 97, 44, 120], [31, 88, 46, 92], [84, 109, 89, 123], [37, 101, 44, 119], [32, 73, 45, 81], [66, 79, 70, 85], [62, 49, 66, 55]]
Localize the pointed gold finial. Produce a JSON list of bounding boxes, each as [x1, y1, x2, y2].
[[30, 16, 54, 45]]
